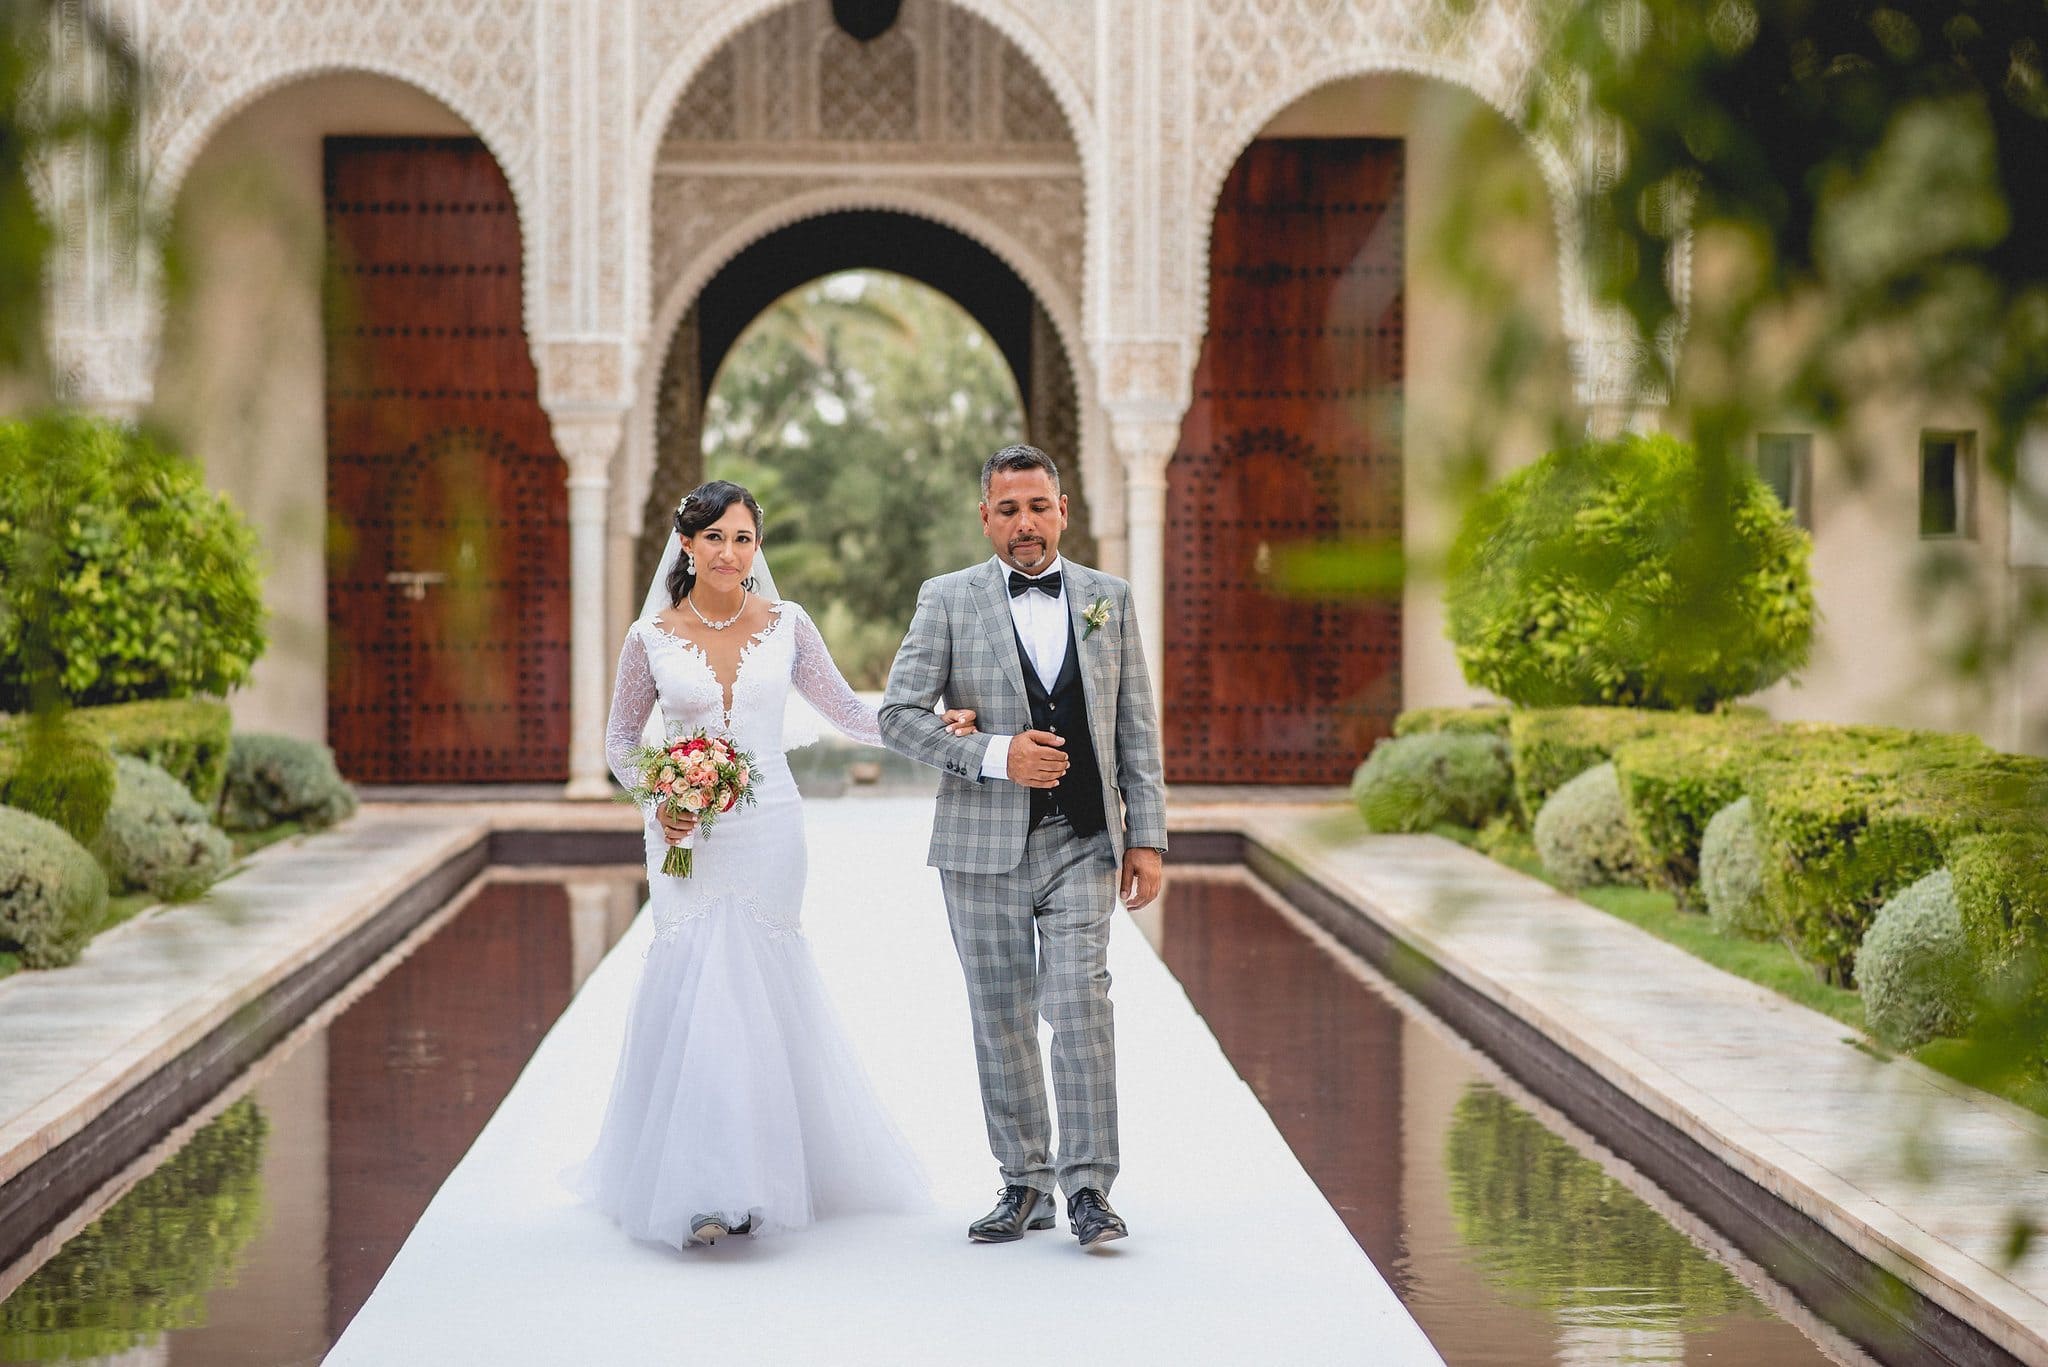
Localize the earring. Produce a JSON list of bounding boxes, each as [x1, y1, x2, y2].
[[742, 575, 758, 592], [684, 551, 697, 576]]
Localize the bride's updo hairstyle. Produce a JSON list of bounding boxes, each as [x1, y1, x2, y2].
[[666, 479, 764, 606]]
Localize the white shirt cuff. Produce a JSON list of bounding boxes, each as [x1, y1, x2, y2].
[[980, 733, 1013, 781]]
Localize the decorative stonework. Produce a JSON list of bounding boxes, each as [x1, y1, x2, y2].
[[818, 27, 919, 142]]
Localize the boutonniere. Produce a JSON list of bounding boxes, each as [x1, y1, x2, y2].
[[1081, 596, 1112, 639]]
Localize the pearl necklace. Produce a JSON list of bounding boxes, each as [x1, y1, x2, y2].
[[686, 588, 750, 631]]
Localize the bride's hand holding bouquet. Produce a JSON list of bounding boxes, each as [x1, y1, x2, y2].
[[627, 729, 759, 876]]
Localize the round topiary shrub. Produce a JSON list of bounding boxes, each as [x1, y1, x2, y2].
[[94, 755, 234, 902], [1533, 762, 1645, 890], [1350, 732, 1514, 833], [1446, 432, 1814, 711], [0, 804, 109, 969], [0, 413, 266, 711], [1700, 797, 1774, 939], [1857, 869, 1973, 1050], [218, 734, 357, 833]]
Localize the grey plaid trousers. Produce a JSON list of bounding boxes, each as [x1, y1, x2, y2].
[[940, 814, 1120, 1198]]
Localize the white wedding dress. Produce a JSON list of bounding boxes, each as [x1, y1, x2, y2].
[[559, 598, 929, 1246]]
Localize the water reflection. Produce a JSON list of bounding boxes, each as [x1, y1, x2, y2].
[[0, 1101, 269, 1362], [0, 870, 642, 1366], [1150, 868, 1849, 1367]]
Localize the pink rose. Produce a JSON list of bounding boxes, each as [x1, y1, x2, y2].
[[733, 765, 750, 787], [686, 761, 717, 788]]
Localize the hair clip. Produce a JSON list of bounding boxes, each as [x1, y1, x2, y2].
[[677, 492, 696, 513]]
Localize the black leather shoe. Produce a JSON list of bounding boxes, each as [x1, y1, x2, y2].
[[968, 1185, 1055, 1243], [1067, 1189, 1127, 1248]]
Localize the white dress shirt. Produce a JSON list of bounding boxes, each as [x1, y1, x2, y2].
[[980, 555, 1068, 782]]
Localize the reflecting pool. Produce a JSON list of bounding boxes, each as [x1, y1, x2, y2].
[[1144, 867, 1871, 1367], [0, 869, 644, 1366]]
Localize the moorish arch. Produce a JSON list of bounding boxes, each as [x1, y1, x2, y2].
[[631, 207, 1092, 606]]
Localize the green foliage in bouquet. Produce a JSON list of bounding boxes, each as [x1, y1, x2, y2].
[[0, 413, 266, 711], [1446, 433, 1814, 712], [0, 1098, 269, 1361], [1349, 732, 1513, 833], [0, 802, 108, 969], [1445, 1083, 1756, 1329]]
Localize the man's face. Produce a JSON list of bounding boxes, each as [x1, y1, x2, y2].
[[981, 467, 1067, 573]]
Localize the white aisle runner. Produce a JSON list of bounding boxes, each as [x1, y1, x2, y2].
[[326, 796, 1440, 1365]]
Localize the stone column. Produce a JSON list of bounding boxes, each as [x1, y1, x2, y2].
[[552, 412, 626, 799], [1110, 413, 1180, 681]]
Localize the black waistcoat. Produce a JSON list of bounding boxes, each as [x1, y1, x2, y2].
[[1013, 615, 1107, 839]]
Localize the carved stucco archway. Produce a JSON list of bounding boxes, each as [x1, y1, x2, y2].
[[626, 183, 1105, 547]]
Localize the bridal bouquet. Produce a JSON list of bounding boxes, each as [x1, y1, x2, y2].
[[625, 729, 759, 876]]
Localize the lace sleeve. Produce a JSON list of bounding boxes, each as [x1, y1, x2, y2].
[[788, 604, 883, 746], [606, 626, 658, 793]]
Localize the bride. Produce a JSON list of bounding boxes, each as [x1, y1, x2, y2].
[[560, 479, 976, 1248]]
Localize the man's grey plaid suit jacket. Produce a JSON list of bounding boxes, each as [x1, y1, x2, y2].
[[880, 556, 1167, 875]]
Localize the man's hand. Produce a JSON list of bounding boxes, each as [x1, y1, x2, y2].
[[656, 807, 700, 846], [1120, 847, 1164, 910], [1007, 729, 1069, 788], [942, 707, 979, 737]]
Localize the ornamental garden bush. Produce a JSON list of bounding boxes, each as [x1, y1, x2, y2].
[[1857, 870, 1974, 1051], [1533, 763, 1645, 890], [1445, 432, 1814, 712], [82, 698, 234, 808], [0, 804, 108, 969], [0, 413, 266, 711], [0, 714, 117, 846], [1507, 706, 1701, 824], [1392, 705, 1512, 740], [1350, 732, 1513, 833], [218, 733, 357, 833], [1699, 798, 1774, 939], [94, 755, 233, 902]]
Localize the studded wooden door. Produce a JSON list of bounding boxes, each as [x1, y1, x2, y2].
[[324, 137, 569, 783], [1164, 138, 1404, 784]]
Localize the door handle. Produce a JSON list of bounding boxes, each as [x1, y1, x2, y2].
[[386, 570, 448, 602]]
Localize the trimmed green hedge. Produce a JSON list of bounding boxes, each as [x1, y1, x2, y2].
[[1700, 797, 1773, 939], [1533, 762, 1646, 890], [0, 803, 108, 969], [1393, 705, 1513, 739], [0, 715, 117, 846], [1351, 733, 1514, 832], [80, 698, 233, 809], [1953, 829, 2048, 999], [1507, 707, 1709, 824]]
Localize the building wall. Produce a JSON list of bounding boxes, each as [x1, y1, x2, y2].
[[1254, 75, 1567, 718], [152, 76, 472, 743]]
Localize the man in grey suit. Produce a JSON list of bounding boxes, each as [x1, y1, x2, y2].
[[881, 443, 1167, 1250]]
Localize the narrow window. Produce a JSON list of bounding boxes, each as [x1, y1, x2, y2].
[[1754, 433, 1812, 528], [1920, 431, 1976, 539]]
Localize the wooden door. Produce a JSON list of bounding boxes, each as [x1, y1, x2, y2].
[[324, 136, 569, 783], [1165, 138, 1404, 784]]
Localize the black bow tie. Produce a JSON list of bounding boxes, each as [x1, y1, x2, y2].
[[1008, 569, 1062, 598]]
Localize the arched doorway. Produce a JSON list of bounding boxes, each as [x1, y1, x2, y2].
[[152, 75, 568, 784], [637, 209, 1090, 599]]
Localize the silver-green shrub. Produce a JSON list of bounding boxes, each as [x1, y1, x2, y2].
[[218, 734, 357, 833], [1857, 869, 1973, 1051], [1533, 763, 1645, 890], [94, 755, 233, 902], [1350, 732, 1513, 833], [1700, 797, 1773, 938], [0, 805, 109, 968]]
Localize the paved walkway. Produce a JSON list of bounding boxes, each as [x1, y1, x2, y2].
[[325, 796, 1438, 1365], [1174, 802, 2048, 1364]]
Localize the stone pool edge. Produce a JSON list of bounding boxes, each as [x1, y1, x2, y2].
[[1167, 805, 2041, 1367]]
